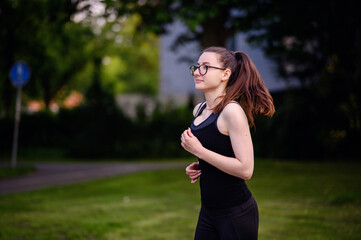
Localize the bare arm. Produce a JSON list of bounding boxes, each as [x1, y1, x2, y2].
[[184, 103, 204, 184], [181, 103, 254, 181]]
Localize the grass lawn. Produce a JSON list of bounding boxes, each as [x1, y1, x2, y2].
[[0, 159, 360, 240]]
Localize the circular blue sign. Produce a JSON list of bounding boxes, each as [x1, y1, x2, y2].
[[9, 61, 31, 87]]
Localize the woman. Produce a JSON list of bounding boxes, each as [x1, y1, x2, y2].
[[181, 46, 275, 240]]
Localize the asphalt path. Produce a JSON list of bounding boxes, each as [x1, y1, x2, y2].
[[0, 161, 187, 195]]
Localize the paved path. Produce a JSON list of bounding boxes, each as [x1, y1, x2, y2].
[[0, 162, 187, 195]]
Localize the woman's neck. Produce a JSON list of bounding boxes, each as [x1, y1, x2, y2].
[[204, 88, 225, 109]]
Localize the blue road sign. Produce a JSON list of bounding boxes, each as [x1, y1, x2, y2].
[[10, 61, 31, 87]]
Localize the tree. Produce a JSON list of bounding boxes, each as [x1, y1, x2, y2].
[[96, 14, 159, 95], [105, 0, 361, 158], [245, 0, 361, 157], [0, 0, 159, 116], [0, 0, 93, 115], [106, 0, 255, 49]]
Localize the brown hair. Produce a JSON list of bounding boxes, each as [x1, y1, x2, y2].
[[203, 46, 275, 127]]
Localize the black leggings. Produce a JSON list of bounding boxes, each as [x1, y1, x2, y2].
[[194, 196, 259, 240]]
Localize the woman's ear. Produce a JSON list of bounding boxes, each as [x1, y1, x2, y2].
[[222, 68, 232, 81]]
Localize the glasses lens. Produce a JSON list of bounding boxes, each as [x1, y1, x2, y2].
[[189, 65, 208, 76], [190, 66, 196, 76], [199, 65, 207, 75]]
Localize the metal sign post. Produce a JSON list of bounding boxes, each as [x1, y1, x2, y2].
[[9, 61, 30, 168], [11, 86, 22, 168]]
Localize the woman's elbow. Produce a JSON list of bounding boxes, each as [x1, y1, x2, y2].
[[235, 157, 254, 180], [241, 167, 254, 181], [234, 169, 253, 181], [243, 172, 253, 181]]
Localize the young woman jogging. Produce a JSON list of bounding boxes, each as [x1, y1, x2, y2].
[[181, 46, 275, 240]]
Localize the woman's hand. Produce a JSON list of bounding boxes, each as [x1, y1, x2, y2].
[[185, 162, 201, 184], [181, 128, 204, 158]]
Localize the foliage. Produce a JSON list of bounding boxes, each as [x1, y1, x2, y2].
[[0, 95, 194, 159], [106, 0, 361, 159], [0, 0, 159, 117], [245, 0, 361, 155], [252, 88, 361, 160], [0, 0, 93, 114], [1, 89, 360, 159], [79, 11, 159, 96], [1, 0, 360, 159], [107, 0, 255, 48], [0, 160, 360, 239]]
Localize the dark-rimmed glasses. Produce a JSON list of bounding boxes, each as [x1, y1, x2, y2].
[[189, 64, 226, 76]]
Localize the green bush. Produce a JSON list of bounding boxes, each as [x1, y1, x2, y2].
[[252, 88, 361, 160], [0, 102, 193, 159], [1, 89, 360, 160]]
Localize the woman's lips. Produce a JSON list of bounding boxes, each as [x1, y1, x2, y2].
[[195, 79, 203, 83]]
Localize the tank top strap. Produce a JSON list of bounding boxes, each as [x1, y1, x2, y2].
[[195, 102, 207, 117]]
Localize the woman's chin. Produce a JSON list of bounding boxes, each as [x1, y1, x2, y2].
[[195, 83, 205, 91]]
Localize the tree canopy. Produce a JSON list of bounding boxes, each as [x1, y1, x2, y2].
[[106, 0, 360, 157], [0, 0, 158, 116], [1, 0, 360, 158], [0, 0, 91, 113]]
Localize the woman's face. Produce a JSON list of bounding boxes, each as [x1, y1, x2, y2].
[[194, 52, 227, 92]]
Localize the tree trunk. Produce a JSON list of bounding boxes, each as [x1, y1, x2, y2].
[[199, 9, 234, 49]]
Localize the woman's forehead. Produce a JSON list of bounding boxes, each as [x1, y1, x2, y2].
[[197, 52, 220, 64]]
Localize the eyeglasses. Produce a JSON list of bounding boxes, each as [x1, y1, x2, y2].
[[189, 64, 226, 76]]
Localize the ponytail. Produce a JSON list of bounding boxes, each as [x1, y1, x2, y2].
[[203, 47, 275, 128]]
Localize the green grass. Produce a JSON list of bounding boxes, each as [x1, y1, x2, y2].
[[0, 159, 360, 240]]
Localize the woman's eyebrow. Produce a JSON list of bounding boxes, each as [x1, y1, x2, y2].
[[197, 62, 211, 65]]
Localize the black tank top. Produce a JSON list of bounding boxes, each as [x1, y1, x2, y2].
[[190, 103, 252, 209]]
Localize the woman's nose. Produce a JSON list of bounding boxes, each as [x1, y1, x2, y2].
[[194, 67, 201, 76]]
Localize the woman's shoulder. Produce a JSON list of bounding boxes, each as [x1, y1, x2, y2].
[[217, 101, 249, 135], [223, 101, 244, 113], [221, 101, 247, 122], [193, 102, 206, 117]]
